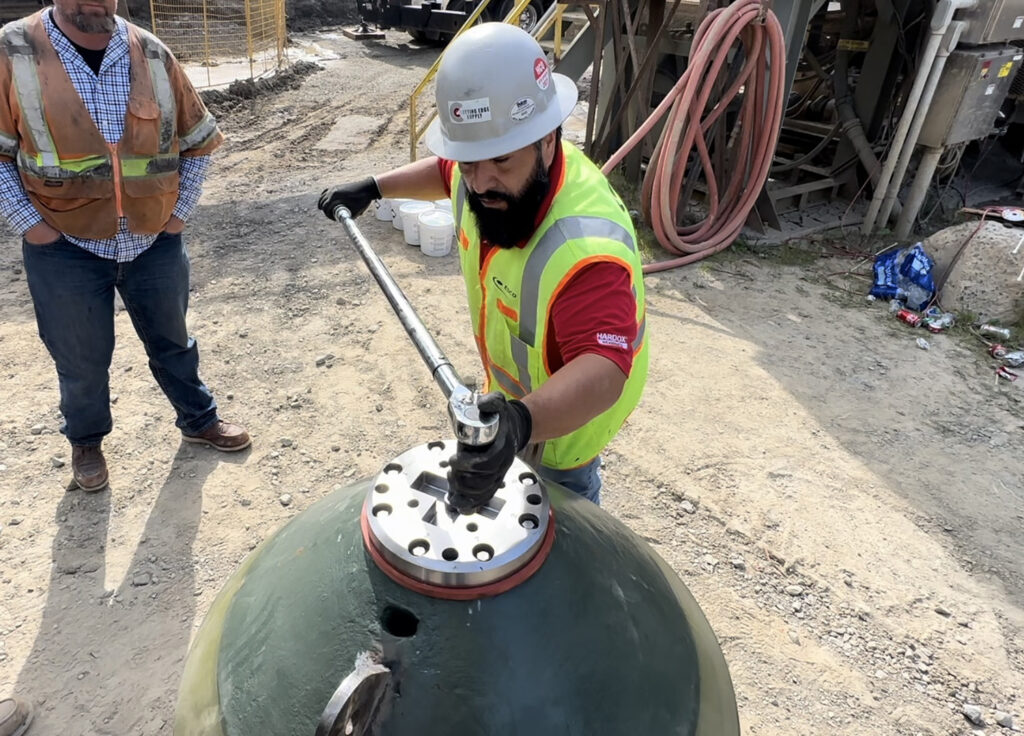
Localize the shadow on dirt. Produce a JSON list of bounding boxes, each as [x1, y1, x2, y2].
[[13, 442, 248, 733], [647, 258, 1024, 609]]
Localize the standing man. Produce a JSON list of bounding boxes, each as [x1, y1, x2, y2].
[[0, 0, 250, 500], [319, 23, 647, 509]]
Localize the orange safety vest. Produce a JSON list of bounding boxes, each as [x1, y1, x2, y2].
[[0, 11, 223, 239]]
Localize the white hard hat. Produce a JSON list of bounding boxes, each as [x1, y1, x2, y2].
[[424, 23, 578, 162]]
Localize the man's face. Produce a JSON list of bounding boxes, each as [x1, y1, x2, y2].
[[460, 132, 557, 248], [54, 0, 117, 34]]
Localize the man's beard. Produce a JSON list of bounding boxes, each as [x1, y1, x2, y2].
[[466, 152, 551, 248], [60, 5, 116, 34]]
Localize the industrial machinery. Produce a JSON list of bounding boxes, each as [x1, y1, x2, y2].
[[172, 209, 741, 735], [351, 0, 552, 43], [535, 0, 1024, 243]]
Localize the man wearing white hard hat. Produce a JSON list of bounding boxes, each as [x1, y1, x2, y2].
[[319, 23, 648, 508]]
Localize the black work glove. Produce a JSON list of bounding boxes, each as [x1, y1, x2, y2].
[[318, 177, 381, 220], [448, 392, 532, 512]]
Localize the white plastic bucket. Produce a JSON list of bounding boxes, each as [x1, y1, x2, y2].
[[390, 198, 412, 230], [418, 209, 455, 257], [375, 199, 393, 221], [435, 198, 454, 217], [400, 201, 436, 245]]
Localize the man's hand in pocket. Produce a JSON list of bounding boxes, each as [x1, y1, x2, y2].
[[23, 222, 61, 245]]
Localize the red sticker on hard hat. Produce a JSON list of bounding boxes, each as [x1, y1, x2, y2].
[[449, 97, 492, 124], [534, 57, 550, 90], [510, 97, 536, 121]]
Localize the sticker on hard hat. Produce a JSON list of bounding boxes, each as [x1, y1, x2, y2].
[[534, 58, 550, 90], [449, 98, 492, 124], [510, 97, 536, 121]]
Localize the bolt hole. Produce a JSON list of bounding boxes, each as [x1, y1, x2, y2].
[[439, 459, 449, 468], [374, 483, 389, 494], [473, 543, 494, 562], [372, 504, 392, 518], [519, 472, 537, 485], [409, 539, 429, 557], [427, 441, 445, 451], [519, 513, 539, 530], [442, 547, 459, 561], [384, 463, 402, 475], [381, 604, 419, 637], [407, 498, 420, 508], [466, 522, 478, 532], [526, 493, 542, 505]]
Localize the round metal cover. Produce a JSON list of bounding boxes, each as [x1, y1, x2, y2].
[[1003, 208, 1024, 222], [363, 441, 550, 587]]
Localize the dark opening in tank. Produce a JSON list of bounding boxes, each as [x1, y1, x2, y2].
[[381, 605, 419, 638]]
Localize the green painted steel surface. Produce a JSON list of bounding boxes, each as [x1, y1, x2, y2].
[[174, 478, 740, 736]]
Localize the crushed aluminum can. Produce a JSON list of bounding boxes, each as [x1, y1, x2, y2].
[[897, 308, 922, 327], [996, 365, 1019, 382], [923, 312, 955, 333], [990, 344, 1008, 358], [1002, 351, 1024, 368], [979, 323, 1012, 340]]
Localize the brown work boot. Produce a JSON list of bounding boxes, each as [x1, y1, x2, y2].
[[183, 420, 251, 452], [0, 697, 32, 736], [71, 445, 109, 492]]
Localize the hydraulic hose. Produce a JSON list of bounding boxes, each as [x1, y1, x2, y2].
[[602, 0, 785, 272]]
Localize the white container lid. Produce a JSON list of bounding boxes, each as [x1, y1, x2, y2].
[[399, 201, 434, 213], [419, 209, 455, 228]]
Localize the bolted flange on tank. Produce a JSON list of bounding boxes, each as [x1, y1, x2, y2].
[[173, 440, 740, 736]]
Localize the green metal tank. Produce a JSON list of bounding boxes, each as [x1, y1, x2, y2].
[[173, 441, 740, 736]]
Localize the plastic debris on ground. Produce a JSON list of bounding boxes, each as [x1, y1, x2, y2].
[[916, 337, 931, 351], [869, 243, 936, 311]]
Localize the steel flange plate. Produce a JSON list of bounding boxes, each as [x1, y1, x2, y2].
[[362, 441, 551, 588]]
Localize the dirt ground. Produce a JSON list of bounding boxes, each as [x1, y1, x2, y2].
[[1, 29, 1023, 736]]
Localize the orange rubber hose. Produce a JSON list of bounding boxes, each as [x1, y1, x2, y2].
[[602, 0, 786, 272]]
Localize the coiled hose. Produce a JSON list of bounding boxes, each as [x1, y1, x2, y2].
[[602, 0, 785, 272]]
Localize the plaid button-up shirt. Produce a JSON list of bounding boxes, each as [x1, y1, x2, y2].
[[0, 10, 212, 262]]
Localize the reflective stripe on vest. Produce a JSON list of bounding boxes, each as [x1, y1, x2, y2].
[[139, 34, 177, 153], [518, 216, 635, 346], [4, 22, 59, 167], [453, 183, 641, 386], [5, 20, 179, 177], [180, 111, 219, 152], [0, 130, 18, 158]]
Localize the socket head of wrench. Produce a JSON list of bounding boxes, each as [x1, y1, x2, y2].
[[447, 385, 499, 446]]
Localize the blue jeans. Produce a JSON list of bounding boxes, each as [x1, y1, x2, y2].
[[539, 456, 602, 505], [22, 232, 218, 446]]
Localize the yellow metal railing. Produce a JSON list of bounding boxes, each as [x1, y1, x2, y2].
[[408, 0, 582, 160], [149, 0, 287, 88]]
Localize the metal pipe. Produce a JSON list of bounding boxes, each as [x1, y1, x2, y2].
[[333, 206, 460, 397], [894, 145, 944, 239], [861, 0, 976, 235], [878, 21, 965, 229], [332, 207, 498, 446], [828, 15, 897, 212]]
